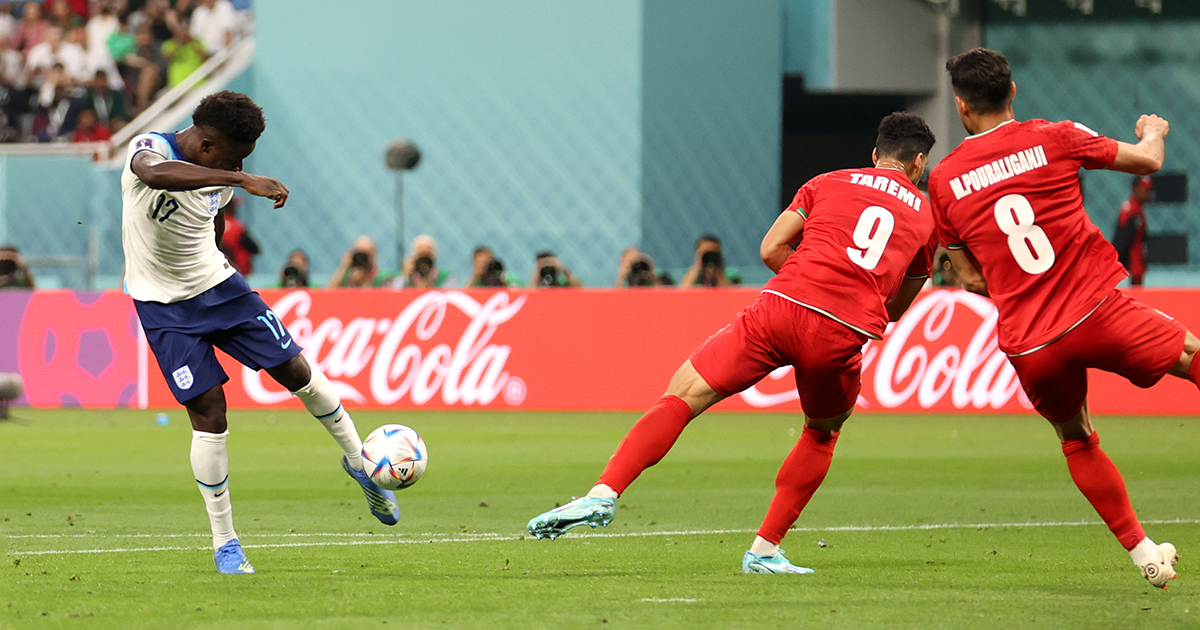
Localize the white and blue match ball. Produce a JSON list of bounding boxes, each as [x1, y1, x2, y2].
[[361, 424, 427, 490]]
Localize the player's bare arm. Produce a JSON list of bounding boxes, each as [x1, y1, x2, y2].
[[944, 248, 988, 297], [131, 151, 290, 209], [759, 210, 805, 273], [885, 276, 926, 322], [1109, 114, 1168, 175]]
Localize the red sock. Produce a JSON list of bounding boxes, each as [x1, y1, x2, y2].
[[1061, 432, 1145, 550], [756, 427, 840, 544], [598, 395, 694, 495]]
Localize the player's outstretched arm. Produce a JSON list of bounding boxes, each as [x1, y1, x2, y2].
[[885, 276, 926, 322], [945, 248, 988, 297], [132, 151, 290, 208], [759, 211, 805, 274], [1109, 114, 1169, 176]]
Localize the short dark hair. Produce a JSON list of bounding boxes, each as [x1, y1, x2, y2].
[[192, 91, 266, 144], [535, 250, 556, 260], [473, 246, 492, 256], [946, 48, 1013, 114], [875, 112, 935, 162], [696, 234, 721, 247]]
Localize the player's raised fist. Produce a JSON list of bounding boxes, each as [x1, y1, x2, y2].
[[1135, 114, 1169, 140], [241, 174, 290, 208]]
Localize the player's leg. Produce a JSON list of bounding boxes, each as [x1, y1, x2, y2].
[[1010, 294, 1180, 587], [214, 296, 400, 526], [184, 384, 255, 575], [744, 305, 865, 574], [528, 301, 780, 540]]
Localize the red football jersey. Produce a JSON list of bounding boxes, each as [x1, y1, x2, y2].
[[929, 119, 1124, 354], [763, 167, 936, 339]]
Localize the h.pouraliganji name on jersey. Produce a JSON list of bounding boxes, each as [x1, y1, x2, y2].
[[948, 145, 1048, 200]]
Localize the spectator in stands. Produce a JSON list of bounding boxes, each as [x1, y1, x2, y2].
[[679, 233, 739, 288], [82, 3, 122, 89], [467, 245, 521, 288], [399, 234, 452, 288], [328, 235, 394, 288], [0, 245, 35, 288], [278, 249, 309, 288], [81, 69, 124, 129], [1113, 175, 1154, 287], [12, 2, 49, 55], [119, 25, 165, 115], [219, 197, 258, 275], [26, 26, 86, 80], [0, 6, 16, 42], [46, 0, 83, 29], [32, 62, 82, 140], [160, 10, 205, 88], [189, 0, 237, 54], [69, 106, 107, 141], [614, 246, 662, 287], [531, 250, 582, 288]]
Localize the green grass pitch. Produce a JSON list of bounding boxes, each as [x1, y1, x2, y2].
[[3, 409, 1199, 629]]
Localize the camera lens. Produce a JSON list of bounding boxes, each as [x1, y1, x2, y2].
[[701, 250, 723, 269], [414, 256, 434, 276], [351, 252, 370, 268], [538, 265, 559, 287], [0, 260, 15, 276]]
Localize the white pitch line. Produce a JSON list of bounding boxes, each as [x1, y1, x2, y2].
[[9, 519, 1199, 557]]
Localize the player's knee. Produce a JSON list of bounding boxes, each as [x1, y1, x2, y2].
[[268, 355, 312, 392]]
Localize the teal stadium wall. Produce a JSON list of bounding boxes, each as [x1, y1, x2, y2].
[[986, 21, 1200, 280], [249, 0, 781, 286]]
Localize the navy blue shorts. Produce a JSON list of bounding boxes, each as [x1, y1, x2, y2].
[[135, 274, 303, 404]]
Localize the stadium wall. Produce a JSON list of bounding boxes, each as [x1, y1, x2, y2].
[[250, 0, 782, 288], [8, 287, 1200, 416]]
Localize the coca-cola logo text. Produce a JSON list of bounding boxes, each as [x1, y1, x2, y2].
[[242, 291, 527, 407]]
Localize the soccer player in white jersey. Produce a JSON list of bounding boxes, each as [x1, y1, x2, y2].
[[121, 91, 401, 575]]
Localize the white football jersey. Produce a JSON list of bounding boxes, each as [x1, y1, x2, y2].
[[121, 132, 236, 303]]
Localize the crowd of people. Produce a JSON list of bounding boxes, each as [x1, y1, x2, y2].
[[0, 0, 246, 143]]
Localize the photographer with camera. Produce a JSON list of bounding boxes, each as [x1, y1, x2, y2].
[[680, 234, 740, 288], [399, 234, 451, 289], [328, 235, 395, 288], [277, 248, 310, 288], [467, 246, 522, 288], [0, 245, 35, 289], [531, 250, 582, 288], [614, 246, 661, 288]]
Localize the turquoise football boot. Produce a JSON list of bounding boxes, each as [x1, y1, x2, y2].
[[214, 539, 255, 575], [342, 455, 401, 526], [742, 549, 814, 574], [527, 497, 616, 540]]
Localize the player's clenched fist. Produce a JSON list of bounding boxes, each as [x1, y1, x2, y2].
[[240, 174, 290, 208], [1135, 114, 1169, 140]]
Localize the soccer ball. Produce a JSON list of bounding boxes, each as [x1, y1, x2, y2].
[[361, 424, 427, 490]]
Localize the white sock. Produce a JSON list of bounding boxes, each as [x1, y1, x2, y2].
[[1130, 537, 1158, 567], [292, 368, 363, 470], [586, 484, 618, 499], [191, 430, 238, 550], [749, 536, 779, 557]]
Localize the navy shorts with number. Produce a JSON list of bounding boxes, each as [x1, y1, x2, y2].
[[134, 274, 303, 404]]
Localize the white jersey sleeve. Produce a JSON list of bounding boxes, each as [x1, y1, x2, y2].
[[121, 132, 237, 303]]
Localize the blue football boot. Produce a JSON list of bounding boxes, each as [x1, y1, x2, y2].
[[214, 539, 255, 575], [342, 455, 401, 526]]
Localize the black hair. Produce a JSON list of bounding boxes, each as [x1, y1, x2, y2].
[[946, 48, 1013, 114], [535, 250, 556, 260], [192, 90, 266, 144], [696, 234, 721, 247], [875, 112, 936, 162], [473, 245, 492, 256]]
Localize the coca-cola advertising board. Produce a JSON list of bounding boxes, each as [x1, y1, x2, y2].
[[6, 288, 1200, 414]]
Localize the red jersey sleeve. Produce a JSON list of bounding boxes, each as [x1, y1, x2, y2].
[[1042, 120, 1119, 170], [904, 234, 937, 279], [784, 174, 826, 219]]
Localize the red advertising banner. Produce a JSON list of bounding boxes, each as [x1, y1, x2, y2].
[[8, 287, 1200, 415]]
